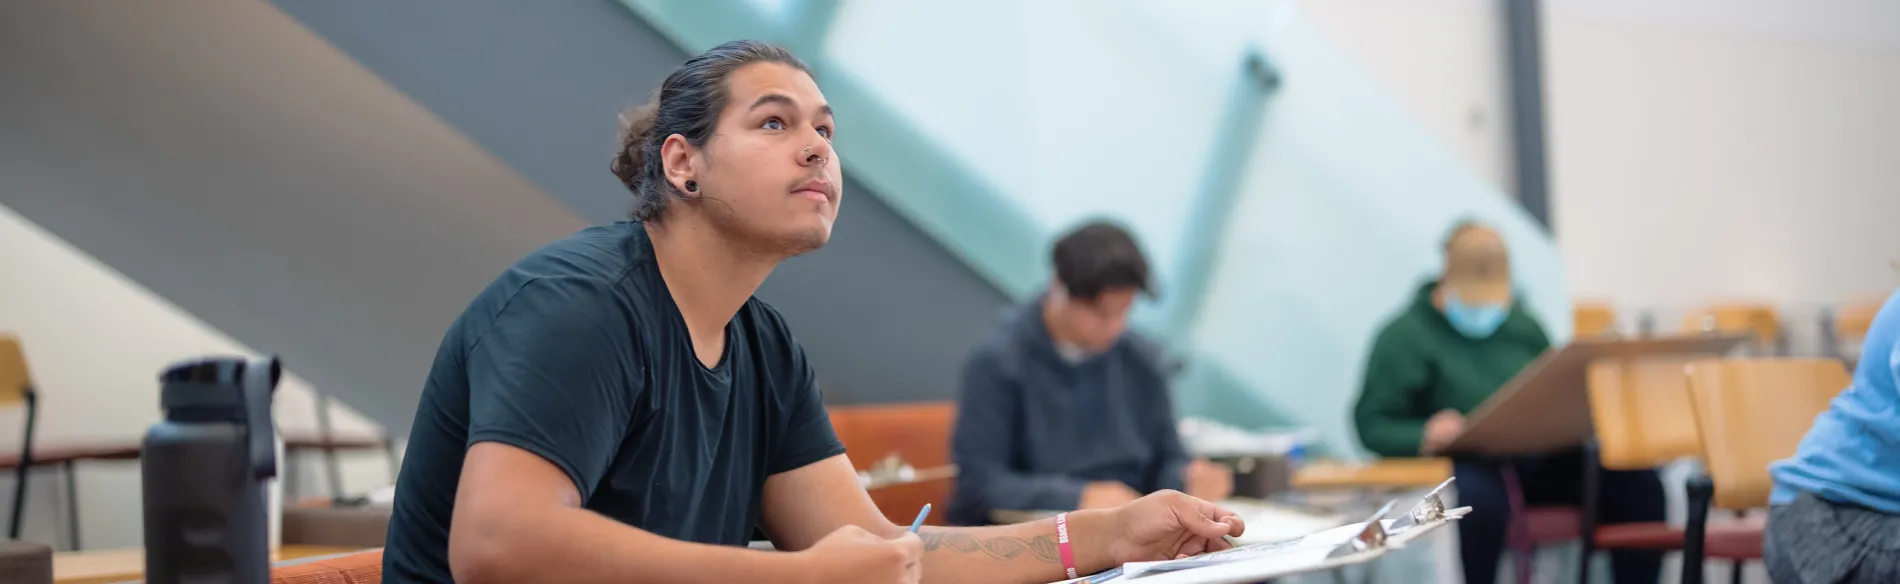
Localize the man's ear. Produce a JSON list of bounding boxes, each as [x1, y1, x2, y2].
[[660, 134, 698, 194]]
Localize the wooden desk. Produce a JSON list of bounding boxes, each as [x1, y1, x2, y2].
[[0, 434, 387, 470], [53, 544, 363, 584], [1290, 458, 1452, 490], [0, 442, 143, 470]]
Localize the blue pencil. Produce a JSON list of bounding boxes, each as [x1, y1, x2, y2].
[[909, 504, 932, 533]]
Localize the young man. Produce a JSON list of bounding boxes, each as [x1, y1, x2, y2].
[[948, 221, 1234, 526], [1352, 221, 1665, 584], [381, 41, 1243, 584]]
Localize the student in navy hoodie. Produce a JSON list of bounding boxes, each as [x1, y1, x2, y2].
[[949, 221, 1233, 526]]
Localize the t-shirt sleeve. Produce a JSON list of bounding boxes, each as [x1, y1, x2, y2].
[[465, 277, 639, 501], [769, 330, 846, 475]]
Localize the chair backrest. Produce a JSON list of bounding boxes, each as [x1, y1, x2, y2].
[[1679, 303, 1780, 347], [1573, 302, 1619, 339], [829, 402, 957, 470], [1587, 357, 1703, 470], [1683, 358, 1851, 510], [269, 548, 382, 584], [827, 402, 957, 526], [0, 334, 32, 406], [1834, 299, 1883, 341]]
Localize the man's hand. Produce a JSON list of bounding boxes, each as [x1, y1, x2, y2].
[[1079, 481, 1142, 510], [1102, 490, 1246, 564], [1420, 409, 1465, 455], [1182, 459, 1234, 502], [793, 525, 924, 584]]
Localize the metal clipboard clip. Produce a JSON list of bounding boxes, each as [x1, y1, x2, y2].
[[1325, 500, 1395, 559], [1390, 476, 1457, 532]]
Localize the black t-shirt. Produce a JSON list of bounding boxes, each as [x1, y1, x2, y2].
[[383, 222, 845, 583]]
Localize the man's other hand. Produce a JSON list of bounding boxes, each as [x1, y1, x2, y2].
[[1182, 459, 1235, 502], [1104, 490, 1246, 563], [1421, 409, 1466, 455], [793, 524, 923, 584], [1079, 481, 1142, 510]]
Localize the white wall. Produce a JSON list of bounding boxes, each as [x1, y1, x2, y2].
[[1546, 0, 1900, 315], [1299, 0, 1900, 344], [0, 203, 395, 551], [1296, 0, 1517, 195]]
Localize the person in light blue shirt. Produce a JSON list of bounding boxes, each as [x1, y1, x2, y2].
[[1764, 288, 1900, 583]]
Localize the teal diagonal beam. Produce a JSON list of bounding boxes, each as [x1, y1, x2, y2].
[[619, 0, 1048, 299], [1149, 49, 1283, 342], [781, 0, 842, 55]]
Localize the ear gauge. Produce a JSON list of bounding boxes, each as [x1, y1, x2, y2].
[[684, 180, 698, 193]]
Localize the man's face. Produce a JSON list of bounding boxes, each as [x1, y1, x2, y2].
[[684, 62, 842, 256], [1441, 226, 1512, 306], [1053, 287, 1140, 352]]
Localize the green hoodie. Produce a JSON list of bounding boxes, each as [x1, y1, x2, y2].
[[1353, 282, 1552, 457]]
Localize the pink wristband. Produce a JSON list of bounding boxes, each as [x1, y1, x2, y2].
[[1056, 512, 1078, 579]]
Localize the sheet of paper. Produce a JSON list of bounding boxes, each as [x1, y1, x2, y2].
[[1121, 546, 1337, 583], [1218, 499, 1346, 544], [1119, 519, 1395, 579]]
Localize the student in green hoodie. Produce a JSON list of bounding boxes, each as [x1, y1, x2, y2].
[[1353, 222, 1665, 584]]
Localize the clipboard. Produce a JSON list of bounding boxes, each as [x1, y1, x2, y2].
[[1053, 479, 1467, 584], [1444, 334, 1747, 456]]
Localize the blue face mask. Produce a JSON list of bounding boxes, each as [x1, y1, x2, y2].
[[1444, 293, 1510, 339]]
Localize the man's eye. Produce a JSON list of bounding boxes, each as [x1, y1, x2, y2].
[[817, 126, 833, 139], [762, 118, 784, 131]]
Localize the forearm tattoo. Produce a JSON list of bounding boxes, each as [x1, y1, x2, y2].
[[918, 530, 1061, 563]]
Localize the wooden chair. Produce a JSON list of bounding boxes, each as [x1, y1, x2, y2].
[[0, 335, 40, 542], [1680, 304, 1782, 355], [1571, 357, 1716, 583], [0, 335, 141, 551], [826, 402, 957, 527], [269, 548, 381, 584], [1822, 298, 1884, 365], [1681, 358, 1852, 584], [1573, 301, 1619, 339]]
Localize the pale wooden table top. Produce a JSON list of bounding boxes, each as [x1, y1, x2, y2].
[[1290, 458, 1453, 490], [53, 544, 364, 584]]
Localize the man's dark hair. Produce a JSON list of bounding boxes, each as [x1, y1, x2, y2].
[[610, 40, 811, 221], [1051, 220, 1152, 301]]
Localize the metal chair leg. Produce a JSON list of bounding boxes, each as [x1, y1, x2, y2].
[[1683, 473, 1714, 584], [9, 389, 38, 540], [64, 459, 79, 550], [1577, 440, 1601, 584]]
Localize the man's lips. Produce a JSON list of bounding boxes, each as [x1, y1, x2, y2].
[[793, 178, 833, 202]]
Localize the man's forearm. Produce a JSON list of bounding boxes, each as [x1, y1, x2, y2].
[[453, 505, 797, 584], [913, 510, 1116, 584]]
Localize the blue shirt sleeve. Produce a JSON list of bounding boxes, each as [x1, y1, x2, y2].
[[465, 277, 638, 502], [952, 349, 1089, 515]]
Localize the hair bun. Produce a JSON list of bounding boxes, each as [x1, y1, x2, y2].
[[610, 100, 660, 189]]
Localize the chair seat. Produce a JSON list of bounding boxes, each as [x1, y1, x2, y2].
[[1524, 507, 1583, 545], [1595, 519, 1764, 559]]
